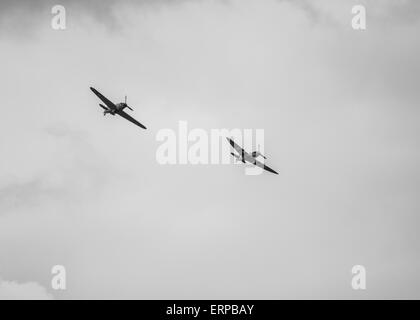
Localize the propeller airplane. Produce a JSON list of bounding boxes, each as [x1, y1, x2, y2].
[[90, 87, 147, 130]]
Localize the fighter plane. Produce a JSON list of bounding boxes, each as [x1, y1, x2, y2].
[[227, 137, 278, 175], [90, 87, 147, 130]]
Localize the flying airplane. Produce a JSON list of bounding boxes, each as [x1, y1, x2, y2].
[[227, 137, 278, 175], [90, 87, 147, 130]]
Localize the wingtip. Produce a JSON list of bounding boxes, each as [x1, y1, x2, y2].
[[267, 168, 279, 175], [271, 168, 279, 175], [226, 137, 235, 146]]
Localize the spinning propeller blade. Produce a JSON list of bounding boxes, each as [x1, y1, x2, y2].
[[124, 95, 134, 111]]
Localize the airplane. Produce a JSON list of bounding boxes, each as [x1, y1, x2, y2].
[[227, 137, 278, 175], [90, 87, 147, 130]]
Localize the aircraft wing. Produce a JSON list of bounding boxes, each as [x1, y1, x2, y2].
[[90, 87, 116, 110], [227, 138, 248, 158], [117, 110, 147, 129], [252, 157, 279, 175]]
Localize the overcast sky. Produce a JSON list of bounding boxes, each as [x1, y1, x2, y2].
[[0, 0, 419, 299]]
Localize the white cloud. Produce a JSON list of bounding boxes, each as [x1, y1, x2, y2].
[[0, 278, 53, 300]]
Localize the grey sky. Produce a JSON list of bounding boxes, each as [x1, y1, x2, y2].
[[0, 0, 419, 299]]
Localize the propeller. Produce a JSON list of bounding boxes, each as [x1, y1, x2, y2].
[[125, 95, 134, 111]]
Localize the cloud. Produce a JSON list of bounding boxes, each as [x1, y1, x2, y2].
[[0, 0, 198, 37], [290, 0, 420, 25], [0, 278, 53, 300], [1, 0, 419, 39], [0, 124, 130, 216]]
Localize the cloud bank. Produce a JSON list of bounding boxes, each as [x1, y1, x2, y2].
[[0, 278, 53, 300]]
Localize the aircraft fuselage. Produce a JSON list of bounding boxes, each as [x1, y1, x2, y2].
[[103, 103, 127, 116], [115, 103, 128, 111]]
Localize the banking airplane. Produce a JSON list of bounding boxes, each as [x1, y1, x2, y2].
[[90, 87, 147, 130], [227, 137, 278, 175]]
